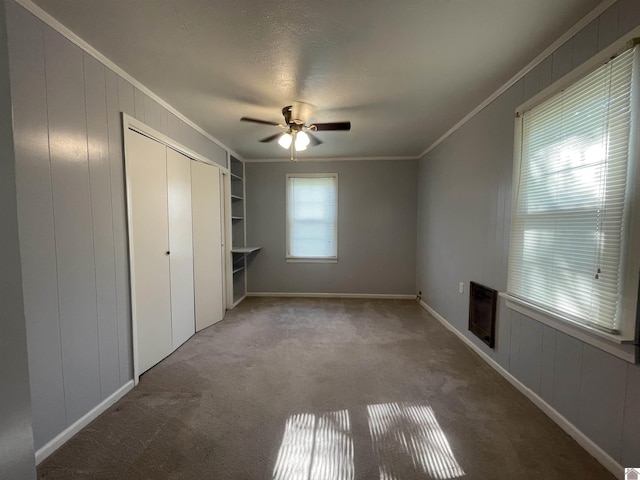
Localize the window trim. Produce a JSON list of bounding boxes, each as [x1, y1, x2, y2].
[[285, 173, 338, 263], [506, 29, 640, 363]]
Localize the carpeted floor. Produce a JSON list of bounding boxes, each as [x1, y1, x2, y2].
[[37, 298, 614, 479]]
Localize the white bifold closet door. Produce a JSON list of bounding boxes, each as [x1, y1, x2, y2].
[[191, 160, 225, 331], [166, 148, 196, 349], [126, 132, 173, 374], [126, 127, 225, 377]]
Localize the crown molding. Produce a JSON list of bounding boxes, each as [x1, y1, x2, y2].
[[244, 155, 419, 163], [13, 0, 244, 162], [13, 0, 617, 163], [419, 0, 618, 159]]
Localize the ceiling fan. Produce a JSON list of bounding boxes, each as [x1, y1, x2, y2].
[[241, 103, 351, 160]]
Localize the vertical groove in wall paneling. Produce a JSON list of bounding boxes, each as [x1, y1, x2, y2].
[[83, 52, 121, 400], [6, 1, 67, 447], [104, 68, 133, 386], [43, 25, 102, 426]]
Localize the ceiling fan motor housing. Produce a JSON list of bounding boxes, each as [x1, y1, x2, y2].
[[282, 105, 292, 125]]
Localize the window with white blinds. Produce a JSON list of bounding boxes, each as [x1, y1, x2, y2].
[[286, 174, 338, 260], [507, 46, 638, 335]]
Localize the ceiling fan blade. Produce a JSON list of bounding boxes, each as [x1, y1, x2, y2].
[[307, 132, 323, 147], [259, 132, 284, 143], [241, 116, 281, 126], [310, 121, 351, 131]]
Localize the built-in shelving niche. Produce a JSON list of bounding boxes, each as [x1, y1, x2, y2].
[[229, 156, 260, 306]]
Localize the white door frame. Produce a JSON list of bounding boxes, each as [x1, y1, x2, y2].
[[224, 152, 234, 308], [122, 113, 230, 384], [222, 166, 232, 308]]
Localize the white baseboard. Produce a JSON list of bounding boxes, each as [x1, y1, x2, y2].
[[247, 292, 416, 300], [417, 299, 624, 479], [35, 380, 134, 465]]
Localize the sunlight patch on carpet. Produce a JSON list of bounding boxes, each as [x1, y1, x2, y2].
[[367, 402, 464, 480], [273, 410, 354, 480]]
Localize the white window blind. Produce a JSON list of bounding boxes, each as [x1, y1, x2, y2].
[[507, 46, 637, 334], [286, 175, 337, 259]]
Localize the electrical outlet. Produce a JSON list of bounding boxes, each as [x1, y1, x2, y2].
[[458, 282, 464, 294]]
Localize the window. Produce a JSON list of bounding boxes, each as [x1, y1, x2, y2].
[[286, 174, 338, 262], [507, 42, 640, 357]]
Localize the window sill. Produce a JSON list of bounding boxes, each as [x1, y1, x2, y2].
[[500, 293, 638, 364], [286, 257, 337, 264]]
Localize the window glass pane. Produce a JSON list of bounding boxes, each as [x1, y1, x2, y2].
[[287, 176, 337, 258], [507, 47, 635, 333]]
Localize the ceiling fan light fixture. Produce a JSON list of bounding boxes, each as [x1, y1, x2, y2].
[[295, 131, 310, 151], [278, 132, 292, 149], [241, 104, 350, 159]]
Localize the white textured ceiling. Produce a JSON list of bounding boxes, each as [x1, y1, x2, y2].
[[32, 0, 602, 160]]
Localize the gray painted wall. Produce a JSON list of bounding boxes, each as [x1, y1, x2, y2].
[[0, 1, 36, 477], [246, 160, 417, 295], [6, 1, 228, 451], [416, 0, 640, 466]]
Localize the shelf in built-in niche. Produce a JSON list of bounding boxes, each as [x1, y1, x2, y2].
[[230, 172, 243, 181], [231, 246, 261, 254], [231, 247, 260, 275], [231, 194, 243, 201], [231, 216, 244, 222]]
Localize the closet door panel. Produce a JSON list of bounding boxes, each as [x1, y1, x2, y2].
[[191, 161, 225, 331], [167, 148, 195, 349], [125, 131, 173, 375]]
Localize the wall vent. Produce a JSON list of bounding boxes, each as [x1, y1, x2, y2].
[[468, 281, 497, 348]]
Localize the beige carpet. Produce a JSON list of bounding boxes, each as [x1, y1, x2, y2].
[[38, 297, 614, 479]]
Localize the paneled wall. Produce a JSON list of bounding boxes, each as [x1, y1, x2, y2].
[[246, 159, 418, 295], [416, 0, 640, 467], [6, 1, 228, 451], [0, 2, 36, 477]]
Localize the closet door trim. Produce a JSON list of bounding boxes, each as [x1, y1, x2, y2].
[[124, 114, 230, 174]]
